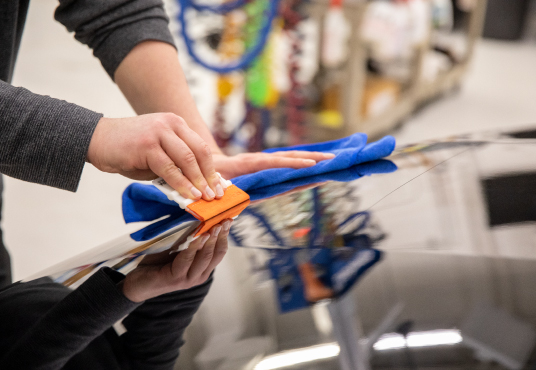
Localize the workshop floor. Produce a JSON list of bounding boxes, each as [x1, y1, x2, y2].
[[4, 0, 536, 280]]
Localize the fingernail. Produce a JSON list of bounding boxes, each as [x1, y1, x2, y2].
[[223, 220, 231, 231], [323, 153, 336, 159], [216, 184, 224, 198], [220, 177, 229, 189], [205, 186, 215, 199], [212, 225, 222, 236], [303, 159, 316, 166], [200, 233, 210, 244], [191, 187, 202, 199]]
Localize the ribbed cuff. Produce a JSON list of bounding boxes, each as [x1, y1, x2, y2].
[[93, 17, 176, 79], [78, 267, 140, 319]]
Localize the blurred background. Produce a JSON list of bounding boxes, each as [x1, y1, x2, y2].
[[4, 0, 536, 369]]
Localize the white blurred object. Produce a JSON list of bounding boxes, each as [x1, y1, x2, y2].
[[361, 0, 431, 61], [373, 329, 462, 350], [272, 18, 319, 91], [420, 50, 452, 82], [297, 18, 320, 83], [408, 0, 432, 45], [361, 1, 412, 60], [321, 0, 351, 68], [254, 342, 340, 370], [271, 29, 291, 93], [461, 303, 536, 370], [151, 174, 231, 209]]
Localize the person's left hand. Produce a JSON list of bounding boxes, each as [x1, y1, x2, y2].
[[121, 220, 231, 302], [212, 151, 335, 179]]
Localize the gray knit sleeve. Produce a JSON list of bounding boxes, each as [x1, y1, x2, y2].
[[54, 0, 177, 79], [0, 80, 102, 192]]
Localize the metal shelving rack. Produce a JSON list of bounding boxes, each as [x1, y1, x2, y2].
[[308, 0, 488, 141]]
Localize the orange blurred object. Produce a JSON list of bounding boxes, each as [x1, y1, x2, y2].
[[298, 262, 334, 302]]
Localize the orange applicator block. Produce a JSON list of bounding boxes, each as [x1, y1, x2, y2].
[[186, 185, 250, 221], [186, 185, 250, 236], [152, 178, 250, 238]]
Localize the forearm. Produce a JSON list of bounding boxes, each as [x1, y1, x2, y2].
[[1, 268, 139, 370], [115, 41, 222, 154], [0, 80, 101, 191], [121, 276, 213, 370]]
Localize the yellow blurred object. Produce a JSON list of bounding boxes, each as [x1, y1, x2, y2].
[[317, 83, 343, 129], [217, 76, 235, 100], [317, 109, 344, 129], [320, 83, 340, 111], [265, 85, 280, 108], [361, 76, 400, 120]]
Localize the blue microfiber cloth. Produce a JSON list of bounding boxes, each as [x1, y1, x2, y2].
[[232, 133, 394, 191], [123, 134, 396, 241]]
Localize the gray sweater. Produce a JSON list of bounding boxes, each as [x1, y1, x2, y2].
[[0, 0, 176, 191]]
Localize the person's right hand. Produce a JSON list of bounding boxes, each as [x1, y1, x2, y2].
[[86, 113, 224, 201]]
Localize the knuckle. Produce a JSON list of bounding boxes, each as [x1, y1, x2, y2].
[[138, 133, 159, 151], [175, 115, 188, 128], [215, 245, 228, 256], [164, 113, 187, 128], [192, 241, 204, 252], [182, 253, 196, 264], [200, 250, 214, 262], [182, 151, 198, 167], [199, 142, 212, 158], [151, 117, 168, 131], [153, 115, 175, 133], [161, 161, 178, 176], [162, 112, 179, 123]]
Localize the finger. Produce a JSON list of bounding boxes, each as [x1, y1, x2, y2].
[[170, 233, 210, 279], [188, 225, 222, 280], [160, 134, 215, 201], [247, 155, 318, 171], [171, 118, 222, 199], [147, 148, 202, 200], [201, 219, 231, 280], [271, 150, 335, 162]]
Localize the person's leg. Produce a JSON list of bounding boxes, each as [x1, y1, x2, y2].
[[0, 175, 12, 289]]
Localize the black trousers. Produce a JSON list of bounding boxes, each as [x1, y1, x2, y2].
[[0, 175, 12, 289]]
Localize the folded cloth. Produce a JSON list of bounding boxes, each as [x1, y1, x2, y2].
[[123, 134, 396, 241], [232, 133, 394, 191]]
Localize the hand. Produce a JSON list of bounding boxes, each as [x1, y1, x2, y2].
[[87, 114, 224, 201], [212, 151, 335, 179], [122, 220, 232, 302]]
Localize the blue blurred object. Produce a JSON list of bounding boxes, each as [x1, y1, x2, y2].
[[182, 0, 247, 14], [177, 0, 279, 73], [122, 134, 396, 241], [267, 240, 382, 313]]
